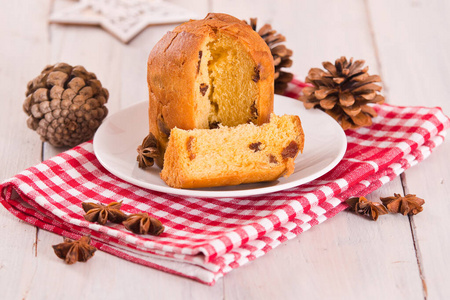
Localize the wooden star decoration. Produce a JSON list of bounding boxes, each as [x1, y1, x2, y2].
[[49, 0, 198, 43]]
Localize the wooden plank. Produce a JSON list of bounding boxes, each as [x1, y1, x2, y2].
[[0, 0, 51, 299], [0, 2, 48, 175], [367, 0, 450, 298], [209, 0, 381, 78], [34, 1, 222, 299], [211, 0, 426, 298], [29, 231, 222, 300]]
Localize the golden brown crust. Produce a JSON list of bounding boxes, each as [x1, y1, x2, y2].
[[162, 167, 286, 189], [147, 13, 274, 168]]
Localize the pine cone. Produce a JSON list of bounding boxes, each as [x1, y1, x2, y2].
[[23, 63, 109, 147], [247, 18, 294, 95], [299, 57, 385, 130]]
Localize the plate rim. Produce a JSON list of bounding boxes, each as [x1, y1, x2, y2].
[[93, 95, 347, 198]]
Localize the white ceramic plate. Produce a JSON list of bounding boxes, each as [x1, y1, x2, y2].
[[93, 95, 347, 198]]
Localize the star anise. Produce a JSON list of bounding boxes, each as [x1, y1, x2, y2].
[[123, 213, 164, 236], [346, 196, 388, 221], [82, 201, 128, 225], [137, 132, 159, 168], [52, 236, 97, 264], [380, 193, 425, 215]]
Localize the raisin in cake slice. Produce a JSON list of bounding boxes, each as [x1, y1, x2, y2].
[[161, 114, 304, 189]]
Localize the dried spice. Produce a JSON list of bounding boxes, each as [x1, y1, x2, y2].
[[82, 201, 127, 225], [246, 18, 294, 94], [346, 196, 388, 221], [123, 213, 164, 235], [380, 193, 425, 215], [299, 57, 385, 130], [137, 132, 159, 168], [52, 236, 97, 264]]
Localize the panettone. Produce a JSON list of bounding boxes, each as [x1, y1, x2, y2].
[[147, 13, 275, 167], [161, 114, 304, 189]]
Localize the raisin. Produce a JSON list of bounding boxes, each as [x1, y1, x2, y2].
[[186, 136, 196, 160], [157, 116, 170, 137], [252, 65, 260, 82], [281, 141, 299, 159], [249, 142, 262, 152], [209, 121, 220, 129], [250, 102, 258, 118], [269, 154, 278, 164], [199, 83, 209, 96], [197, 51, 202, 74]]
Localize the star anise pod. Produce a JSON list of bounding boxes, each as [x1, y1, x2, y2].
[[346, 196, 388, 221], [300, 57, 385, 130], [137, 132, 159, 168], [123, 213, 164, 236], [52, 236, 97, 264], [380, 193, 425, 215], [82, 201, 128, 225]]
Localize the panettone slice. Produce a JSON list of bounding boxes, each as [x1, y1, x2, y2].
[[161, 114, 304, 188]]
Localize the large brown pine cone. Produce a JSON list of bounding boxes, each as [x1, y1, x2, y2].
[[23, 63, 109, 147], [299, 57, 385, 130]]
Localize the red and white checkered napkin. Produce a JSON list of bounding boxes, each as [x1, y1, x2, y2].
[[1, 79, 449, 285]]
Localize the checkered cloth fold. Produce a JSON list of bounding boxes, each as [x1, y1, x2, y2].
[[1, 78, 449, 285]]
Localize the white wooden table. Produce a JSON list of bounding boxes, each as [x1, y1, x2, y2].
[[1, 0, 449, 299]]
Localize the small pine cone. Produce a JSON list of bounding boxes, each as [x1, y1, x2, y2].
[[23, 63, 109, 147], [246, 18, 294, 95], [299, 57, 385, 130]]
